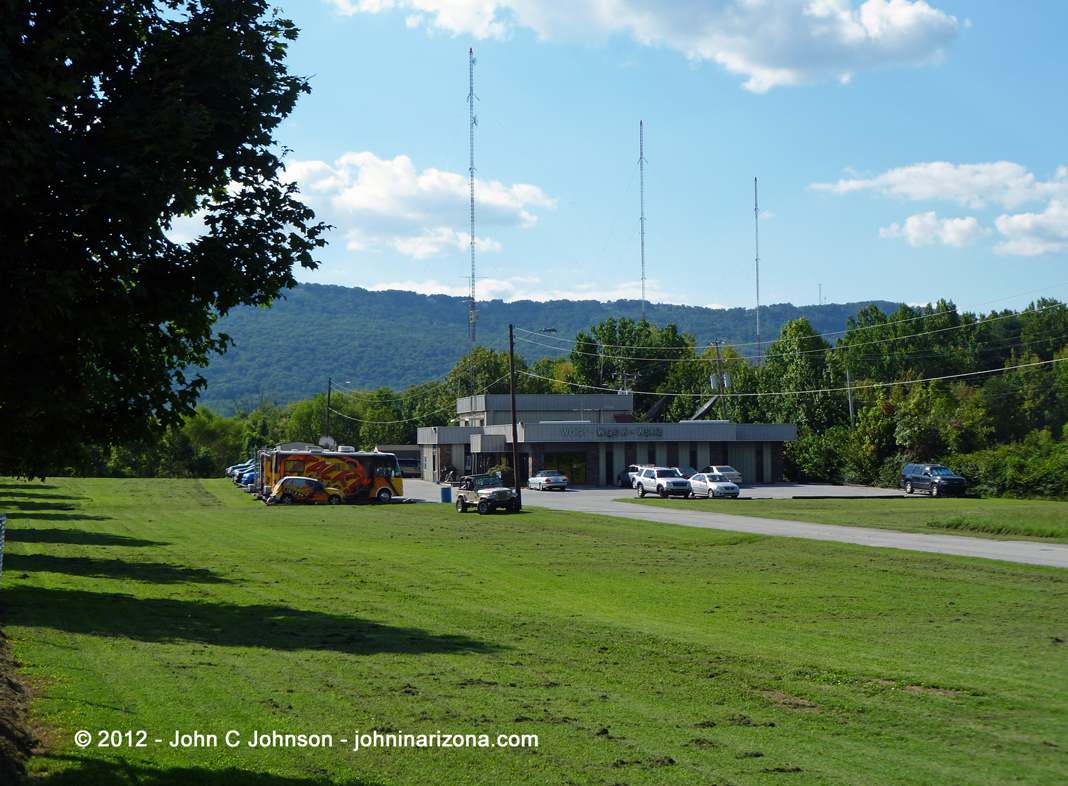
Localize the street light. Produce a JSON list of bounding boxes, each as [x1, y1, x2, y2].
[[509, 324, 556, 509]]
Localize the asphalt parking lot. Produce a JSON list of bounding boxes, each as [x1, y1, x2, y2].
[[401, 478, 1068, 569]]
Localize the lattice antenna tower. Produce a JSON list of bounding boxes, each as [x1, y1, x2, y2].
[[468, 48, 478, 346], [754, 176, 761, 367], [639, 121, 646, 322]]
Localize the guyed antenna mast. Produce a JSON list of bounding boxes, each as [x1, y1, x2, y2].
[[468, 48, 478, 347], [754, 177, 761, 367], [639, 121, 646, 321]]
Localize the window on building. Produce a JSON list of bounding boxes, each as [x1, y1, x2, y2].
[[543, 452, 586, 484], [647, 444, 656, 464]]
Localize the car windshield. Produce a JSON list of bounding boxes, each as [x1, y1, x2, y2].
[[541, 471, 563, 477], [708, 474, 726, 482], [930, 467, 955, 476], [656, 469, 682, 478]]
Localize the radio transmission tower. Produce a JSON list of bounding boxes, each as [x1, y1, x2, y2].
[[468, 48, 478, 346], [639, 121, 646, 321], [754, 177, 761, 367]]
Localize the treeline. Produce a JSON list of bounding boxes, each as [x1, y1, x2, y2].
[[91, 297, 1068, 498], [198, 282, 896, 409]]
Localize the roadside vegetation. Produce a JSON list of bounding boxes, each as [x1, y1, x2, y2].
[[2, 479, 1066, 785], [59, 298, 1068, 500]]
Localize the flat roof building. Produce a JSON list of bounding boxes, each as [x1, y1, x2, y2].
[[417, 394, 796, 486]]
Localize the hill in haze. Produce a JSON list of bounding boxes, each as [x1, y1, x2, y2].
[[197, 283, 898, 411]]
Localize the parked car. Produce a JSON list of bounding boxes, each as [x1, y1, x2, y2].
[[616, 464, 648, 488], [528, 470, 568, 491], [225, 460, 253, 478], [397, 457, 421, 478], [689, 472, 740, 498], [675, 466, 698, 479], [700, 465, 742, 485], [455, 474, 520, 514], [267, 476, 345, 505], [634, 467, 692, 498], [899, 464, 967, 497]]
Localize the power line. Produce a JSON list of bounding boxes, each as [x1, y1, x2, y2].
[[518, 355, 1068, 399]]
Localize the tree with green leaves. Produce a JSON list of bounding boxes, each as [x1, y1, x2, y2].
[[1, 0, 327, 478], [569, 318, 693, 420]]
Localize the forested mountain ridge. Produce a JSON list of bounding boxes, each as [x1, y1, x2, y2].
[[200, 283, 897, 409]]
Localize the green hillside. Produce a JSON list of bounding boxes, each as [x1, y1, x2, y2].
[[198, 283, 898, 409]]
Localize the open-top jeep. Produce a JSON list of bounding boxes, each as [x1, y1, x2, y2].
[[455, 474, 520, 515]]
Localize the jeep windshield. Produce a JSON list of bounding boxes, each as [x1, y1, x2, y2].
[[474, 476, 500, 488]]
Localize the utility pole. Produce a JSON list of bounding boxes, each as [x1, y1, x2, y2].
[[324, 377, 332, 446], [846, 366, 855, 425], [713, 342, 727, 421], [509, 324, 521, 508]]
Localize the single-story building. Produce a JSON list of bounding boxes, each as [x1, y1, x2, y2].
[[416, 394, 796, 486]]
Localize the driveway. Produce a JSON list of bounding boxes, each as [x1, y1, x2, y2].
[[402, 480, 1068, 569]]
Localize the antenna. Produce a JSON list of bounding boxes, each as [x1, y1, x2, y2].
[[754, 177, 761, 367], [639, 121, 646, 322], [468, 48, 478, 349]]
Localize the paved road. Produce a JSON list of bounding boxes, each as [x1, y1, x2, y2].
[[403, 480, 1068, 569]]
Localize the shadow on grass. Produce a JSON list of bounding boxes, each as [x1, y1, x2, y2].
[[4, 554, 230, 584], [3, 587, 503, 656], [3, 513, 113, 523], [29, 756, 384, 786], [3, 528, 162, 547], [0, 500, 86, 511]]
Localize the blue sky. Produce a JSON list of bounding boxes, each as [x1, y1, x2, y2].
[[240, 1, 1068, 315]]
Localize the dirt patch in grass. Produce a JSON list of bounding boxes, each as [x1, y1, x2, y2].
[[758, 689, 820, 713], [867, 678, 962, 696], [0, 630, 36, 785]]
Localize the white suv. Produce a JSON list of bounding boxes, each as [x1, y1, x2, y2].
[[634, 467, 692, 498]]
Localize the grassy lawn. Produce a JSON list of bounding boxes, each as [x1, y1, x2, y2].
[[1, 478, 1066, 786], [623, 495, 1068, 543]]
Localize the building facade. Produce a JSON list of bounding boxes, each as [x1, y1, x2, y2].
[[417, 394, 796, 486]]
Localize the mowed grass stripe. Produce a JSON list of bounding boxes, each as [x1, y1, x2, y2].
[[1, 478, 1066, 785], [626, 495, 1068, 543]]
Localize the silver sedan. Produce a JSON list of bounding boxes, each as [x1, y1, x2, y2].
[[689, 473, 740, 498], [528, 470, 568, 491]]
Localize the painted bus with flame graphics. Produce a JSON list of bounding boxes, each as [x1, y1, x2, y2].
[[258, 448, 403, 504]]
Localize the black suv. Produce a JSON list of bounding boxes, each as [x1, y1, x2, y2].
[[899, 464, 967, 497]]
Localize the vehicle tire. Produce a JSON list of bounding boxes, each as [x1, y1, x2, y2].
[[637, 484, 646, 498], [708, 489, 715, 499], [376, 487, 393, 504], [456, 497, 467, 513], [658, 486, 668, 499], [507, 500, 519, 513], [281, 494, 294, 505], [931, 484, 940, 498], [477, 500, 491, 515], [905, 481, 914, 494], [328, 495, 342, 505], [617, 475, 625, 488]]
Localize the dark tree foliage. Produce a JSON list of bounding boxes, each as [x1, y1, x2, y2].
[[1, 1, 327, 477]]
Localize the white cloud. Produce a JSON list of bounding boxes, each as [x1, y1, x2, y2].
[[370, 276, 691, 303], [327, 0, 959, 92], [286, 152, 554, 260], [994, 200, 1068, 256], [879, 212, 989, 247], [814, 162, 1068, 209]]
